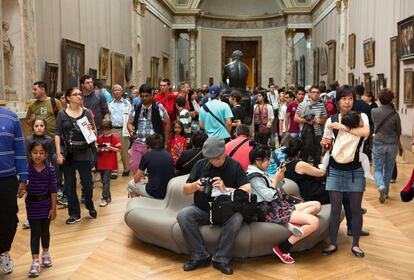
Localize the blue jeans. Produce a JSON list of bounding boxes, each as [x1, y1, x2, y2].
[[63, 160, 95, 218], [372, 143, 398, 195], [176, 205, 243, 264]]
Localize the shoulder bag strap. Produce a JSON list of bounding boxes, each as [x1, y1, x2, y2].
[[228, 138, 249, 157], [50, 97, 58, 118], [374, 111, 397, 135], [247, 172, 271, 189], [202, 103, 227, 129], [182, 149, 203, 168]]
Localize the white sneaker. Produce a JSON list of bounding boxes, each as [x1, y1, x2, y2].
[[99, 199, 108, 207], [94, 173, 101, 182], [22, 219, 30, 229], [28, 261, 40, 277], [364, 173, 374, 180], [0, 252, 13, 274], [41, 253, 52, 268]]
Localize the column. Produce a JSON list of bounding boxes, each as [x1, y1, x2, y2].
[[188, 29, 197, 87], [306, 29, 313, 86], [338, 0, 348, 84], [170, 29, 177, 87], [285, 28, 295, 86]]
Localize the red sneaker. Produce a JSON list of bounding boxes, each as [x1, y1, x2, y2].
[[273, 246, 295, 264]]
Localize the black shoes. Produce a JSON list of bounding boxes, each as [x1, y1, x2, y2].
[[183, 258, 210, 271], [347, 229, 370, 236], [351, 247, 365, 258], [122, 171, 130, 177], [212, 261, 233, 275], [89, 209, 97, 219], [321, 246, 337, 256]]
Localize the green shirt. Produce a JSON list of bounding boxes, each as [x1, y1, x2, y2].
[[26, 98, 62, 138]]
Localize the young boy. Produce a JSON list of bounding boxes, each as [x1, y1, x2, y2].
[[97, 119, 121, 207], [176, 96, 192, 145]]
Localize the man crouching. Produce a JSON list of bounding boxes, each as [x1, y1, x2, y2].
[[176, 136, 251, 275]]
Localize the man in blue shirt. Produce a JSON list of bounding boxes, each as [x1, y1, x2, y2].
[[0, 107, 28, 275], [199, 85, 233, 142]]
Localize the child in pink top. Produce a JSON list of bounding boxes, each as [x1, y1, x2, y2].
[[169, 120, 187, 165]]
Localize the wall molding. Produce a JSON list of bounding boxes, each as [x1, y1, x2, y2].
[[145, 0, 172, 27], [287, 23, 313, 29], [172, 23, 196, 29], [312, 0, 336, 27]]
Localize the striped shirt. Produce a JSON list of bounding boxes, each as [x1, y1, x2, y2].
[[296, 99, 327, 136], [25, 163, 57, 220], [0, 107, 28, 182], [178, 108, 192, 144]]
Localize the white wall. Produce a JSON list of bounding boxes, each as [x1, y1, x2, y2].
[[199, 27, 286, 87]]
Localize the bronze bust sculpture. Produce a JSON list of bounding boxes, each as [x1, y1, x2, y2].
[[221, 50, 252, 124]]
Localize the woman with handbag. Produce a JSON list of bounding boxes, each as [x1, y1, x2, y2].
[[247, 145, 321, 264], [320, 85, 370, 258], [253, 90, 274, 145], [371, 89, 402, 203]]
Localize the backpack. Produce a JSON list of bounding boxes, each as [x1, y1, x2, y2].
[[325, 98, 337, 117], [50, 97, 59, 118], [330, 114, 364, 164]]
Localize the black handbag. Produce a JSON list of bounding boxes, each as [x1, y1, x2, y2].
[[210, 195, 235, 225]]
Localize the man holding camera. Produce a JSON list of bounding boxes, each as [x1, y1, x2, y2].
[[177, 136, 251, 275], [294, 85, 326, 166]]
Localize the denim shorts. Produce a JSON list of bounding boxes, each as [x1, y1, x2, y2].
[[326, 167, 366, 192]]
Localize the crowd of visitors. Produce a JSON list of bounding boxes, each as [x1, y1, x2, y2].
[[0, 75, 413, 277]]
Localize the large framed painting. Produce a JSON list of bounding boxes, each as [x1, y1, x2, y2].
[[313, 48, 319, 85], [89, 68, 97, 80], [390, 36, 400, 109], [326, 40, 336, 84], [44, 62, 58, 97], [377, 73, 386, 96], [404, 68, 413, 107], [99, 47, 110, 79], [348, 33, 356, 69], [363, 38, 375, 67], [111, 52, 125, 87], [398, 16, 414, 61], [150, 57, 160, 88], [363, 73, 371, 94], [348, 73, 354, 87], [319, 47, 328, 75], [61, 39, 85, 90], [125, 56, 133, 83]]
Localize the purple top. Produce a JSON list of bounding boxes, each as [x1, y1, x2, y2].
[[25, 162, 57, 220]]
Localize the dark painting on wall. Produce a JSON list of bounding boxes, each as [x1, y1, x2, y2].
[[363, 73, 371, 95], [313, 48, 319, 85], [326, 40, 336, 84], [111, 52, 125, 88], [348, 73, 354, 87], [398, 15, 414, 60], [89, 68, 97, 80], [44, 62, 58, 97], [390, 36, 400, 109], [363, 38, 375, 67], [348, 33, 356, 69], [319, 47, 327, 75], [404, 68, 413, 107], [100, 47, 110, 80], [61, 39, 85, 90]]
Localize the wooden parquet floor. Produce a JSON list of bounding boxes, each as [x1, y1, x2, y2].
[[2, 152, 414, 280]]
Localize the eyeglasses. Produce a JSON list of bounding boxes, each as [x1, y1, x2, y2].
[[142, 108, 149, 119], [71, 93, 82, 97]]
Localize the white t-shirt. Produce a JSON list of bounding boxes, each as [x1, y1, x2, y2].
[[279, 103, 287, 133]]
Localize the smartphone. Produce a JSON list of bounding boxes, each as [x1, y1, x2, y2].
[[280, 162, 286, 169], [97, 144, 107, 148]]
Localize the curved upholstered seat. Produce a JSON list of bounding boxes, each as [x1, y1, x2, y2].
[[125, 175, 336, 257]]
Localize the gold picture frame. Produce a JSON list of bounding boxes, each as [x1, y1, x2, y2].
[[348, 33, 356, 69], [390, 36, 400, 110], [363, 38, 375, 67], [326, 40, 336, 84], [44, 62, 59, 97], [99, 47, 110, 80], [404, 68, 413, 107], [111, 52, 125, 87]]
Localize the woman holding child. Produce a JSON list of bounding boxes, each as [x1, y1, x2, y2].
[[320, 85, 370, 258]]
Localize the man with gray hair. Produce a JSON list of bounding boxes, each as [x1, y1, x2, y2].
[[177, 136, 251, 275]]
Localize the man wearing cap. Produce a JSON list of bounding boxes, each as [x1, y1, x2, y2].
[[199, 85, 233, 142], [176, 136, 251, 275]]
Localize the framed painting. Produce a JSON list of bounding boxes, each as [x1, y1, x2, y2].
[[44, 62, 58, 97], [313, 48, 319, 85], [111, 52, 125, 87], [326, 40, 336, 84], [404, 68, 413, 107], [61, 39, 85, 90], [363, 73, 371, 94], [319, 47, 328, 75], [398, 16, 414, 60], [89, 68, 97, 80], [99, 47, 110, 79], [390, 36, 400, 109], [125, 56, 133, 83], [363, 38, 375, 67], [348, 73, 354, 87], [348, 33, 356, 69], [150, 57, 160, 88]]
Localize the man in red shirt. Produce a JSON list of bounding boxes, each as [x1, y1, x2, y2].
[[225, 124, 252, 171], [285, 88, 305, 138], [154, 78, 177, 123]]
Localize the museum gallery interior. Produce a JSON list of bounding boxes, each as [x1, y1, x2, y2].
[[1, 0, 414, 279]]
